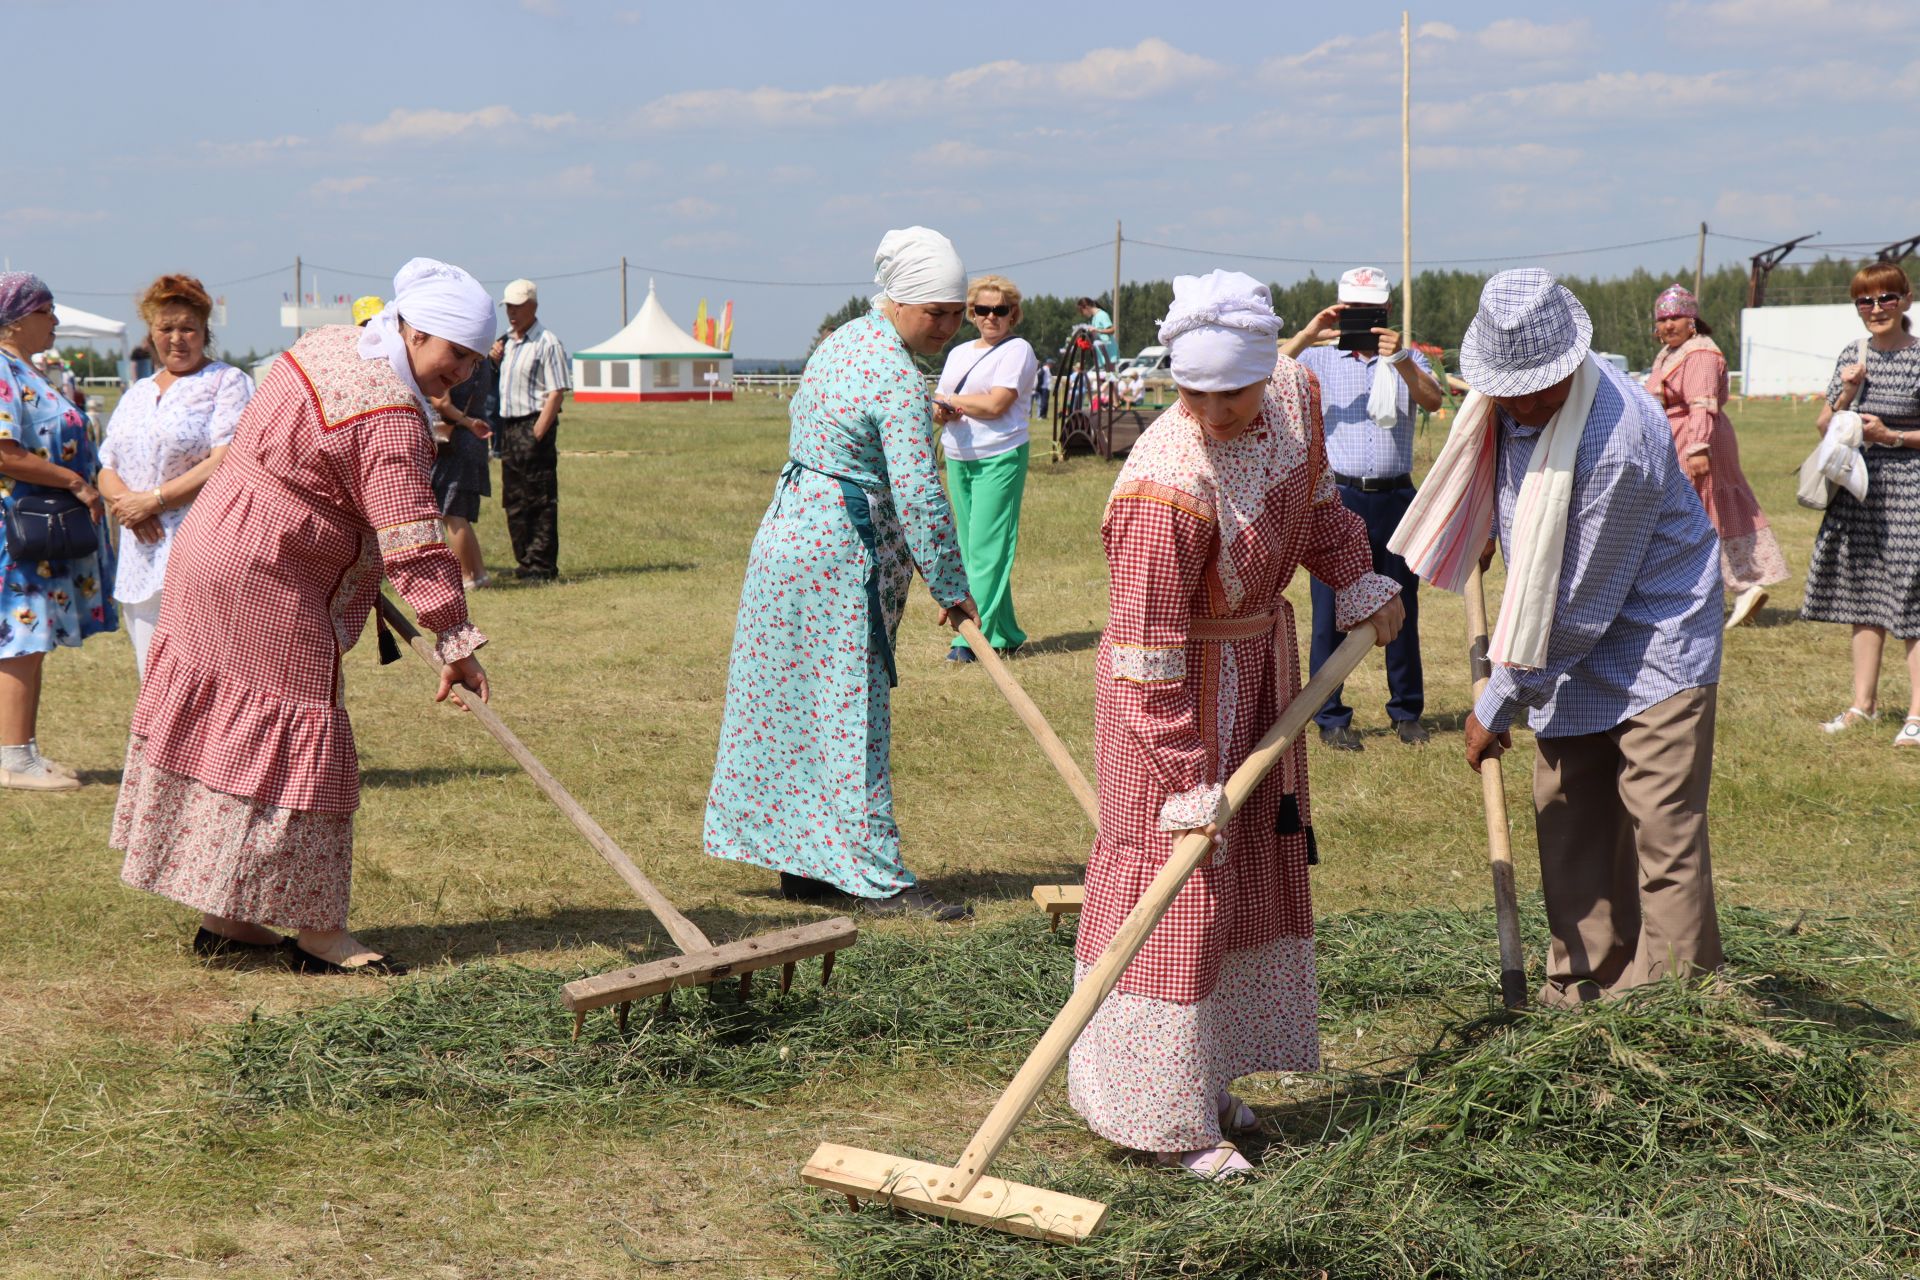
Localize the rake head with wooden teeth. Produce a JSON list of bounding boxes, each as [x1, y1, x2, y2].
[[375, 594, 859, 1036]]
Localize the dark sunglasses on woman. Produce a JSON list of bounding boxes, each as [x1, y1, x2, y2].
[[1854, 292, 1908, 312], [972, 304, 1012, 318]]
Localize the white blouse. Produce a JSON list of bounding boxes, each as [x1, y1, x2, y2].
[[99, 361, 253, 604]]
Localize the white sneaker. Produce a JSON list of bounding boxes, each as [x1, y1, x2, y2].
[[1823, 707, 1878, 735], [0, 766, 80, 792], [1896, 718, 1920, 748], [1725, 586, 1768, 630], [1156, 1141, 1254, 1181]]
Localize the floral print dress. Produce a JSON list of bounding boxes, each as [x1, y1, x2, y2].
[[0, 351, 117, 658], [703, 309, 969, 897]]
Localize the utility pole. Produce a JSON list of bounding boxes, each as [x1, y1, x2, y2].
[[620, 256, 629, 325], [294, 256, 303, 337], [1112, 220, 1122, 360], [1401, 11, 1412, 348], [1747, 232, 1817, 309], [1693, 222, 1707, 298]]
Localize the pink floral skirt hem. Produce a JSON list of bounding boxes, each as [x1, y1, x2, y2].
[[1721, 528, 1790, 595], [114, 735, 355, 930], [1067, 934, 1319, 1151]]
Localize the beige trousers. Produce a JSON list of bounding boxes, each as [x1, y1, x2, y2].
[[1531, 684, 1723, 1008]]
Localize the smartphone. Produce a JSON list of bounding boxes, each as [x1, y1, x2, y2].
[[1338, 305, 1390, 353]]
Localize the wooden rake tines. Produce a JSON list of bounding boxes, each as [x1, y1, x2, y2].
[[1464, 566, 1528, 1009], [951, 620, 1093, 927], [805, 627, 1380, 1243], [374, 595, 857, 1037]]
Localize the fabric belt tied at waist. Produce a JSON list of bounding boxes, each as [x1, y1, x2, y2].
[[782, 459, 897, 689], [1331, 471, 1413, 493], [1183, 606, 1316, 857]]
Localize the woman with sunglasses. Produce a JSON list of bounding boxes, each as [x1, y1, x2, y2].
[[0, 273, 117, 792], [1802, 262, 1920, 744], [1645, 284, 1788, 630], [932, 275, 1039, 662]]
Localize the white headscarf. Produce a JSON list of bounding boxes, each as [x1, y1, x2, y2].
[[357, 257, 497, 412], [873, 226, 966, 305], [1158, 270, 1282, 392]]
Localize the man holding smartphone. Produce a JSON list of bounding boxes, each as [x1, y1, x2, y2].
[[1281, 266, 1444, 750]]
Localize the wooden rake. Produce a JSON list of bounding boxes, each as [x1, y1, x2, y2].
[[374, 595, 857, 1037], [1464, 566, 1528, 1009], [951, 620, 1096, 930], [803, 625, 1380, 1243]]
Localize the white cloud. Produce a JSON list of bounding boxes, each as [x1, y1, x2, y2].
[[1415, 142, 1583, 173], [1667, 0, 1915, 35], [1262, 17, 1590, 92], [0, 206, 107, 231], [197, 134, 306, 163], [635, 39, 1219, 131], [667, 196, 722, 220], [349, 106, 576, 145], [663, 230, 746, 252], [1421, 69, 1749, 136], [310, 175, 376, 196], [912, 140, 1019, 171]]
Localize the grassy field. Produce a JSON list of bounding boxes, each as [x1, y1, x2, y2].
[[2, 390, 1917, 1278]]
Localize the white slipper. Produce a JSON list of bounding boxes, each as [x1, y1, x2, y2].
[[1823, 707, 1878, 734], [1725, 586, 1767, 630], [1156, 1141, 1253, 1181], [1896, 717, 1920, 748]]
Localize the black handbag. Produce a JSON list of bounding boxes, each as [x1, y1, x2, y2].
[[4, 482, 95, 563]]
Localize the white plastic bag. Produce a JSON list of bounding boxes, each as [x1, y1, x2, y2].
[[1798, 410, 1868, 509], [1367, 356, 1399, 429]]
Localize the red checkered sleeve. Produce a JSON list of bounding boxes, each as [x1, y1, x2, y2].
[[1295, 369, 1401, 630], [1101, 484, 1217, 814], [337, 407, 484, 662]]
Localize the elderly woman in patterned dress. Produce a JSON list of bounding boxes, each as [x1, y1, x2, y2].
[[1644, 284, 1788, 630], [1069, 272, 1402, 1178], [703, 227, 979, 921], [114, 258, 494, 973]]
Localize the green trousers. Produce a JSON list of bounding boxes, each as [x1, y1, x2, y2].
[[946, 444, 1029, 652]]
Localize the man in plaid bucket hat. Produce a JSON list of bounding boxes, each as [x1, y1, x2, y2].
[[1404, 269, 1727, 1006]]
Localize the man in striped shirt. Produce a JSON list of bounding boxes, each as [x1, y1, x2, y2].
[[493, 278, 570, 581]]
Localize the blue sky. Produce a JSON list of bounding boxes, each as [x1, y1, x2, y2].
[[9, 0, 1917, 358]]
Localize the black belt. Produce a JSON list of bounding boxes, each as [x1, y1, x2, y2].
[[1332, 472, 1413, 493]]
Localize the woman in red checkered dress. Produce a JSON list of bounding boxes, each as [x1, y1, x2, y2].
[[1068, 272, 1402, 1178], [114, 259, 496, 975]]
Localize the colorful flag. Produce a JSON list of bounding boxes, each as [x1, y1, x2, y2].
[[720, 301, 733, 351]]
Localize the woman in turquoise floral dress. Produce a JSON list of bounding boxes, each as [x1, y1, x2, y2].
[[0, 273, 118, 792], [704, 228, 979, 920]]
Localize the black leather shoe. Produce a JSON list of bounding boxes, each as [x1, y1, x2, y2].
[[1318, 725, 1365, 752], [945, 647, 977, 664], [780, 871, 844, 902], [860, 886, 973, 922], [283, 942, 410, 976], [1395, 720, 1432, 746], [193, 926, 285, 958]]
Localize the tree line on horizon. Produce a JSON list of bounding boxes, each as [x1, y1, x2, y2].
[[810, 255, 1909, 376]]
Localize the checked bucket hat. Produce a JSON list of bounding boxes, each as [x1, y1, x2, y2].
[[1459, 268, 1593, 397]]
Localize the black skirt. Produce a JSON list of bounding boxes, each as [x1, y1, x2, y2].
[[432, 428, 492, 521], [1801, 446, 1920, 637]]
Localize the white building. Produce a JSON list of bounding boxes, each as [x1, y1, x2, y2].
[[573, 281, 733, 403]]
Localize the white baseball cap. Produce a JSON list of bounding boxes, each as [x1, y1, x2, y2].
[[501, 278, 537, 306], [1337, 267, 1391, 305]]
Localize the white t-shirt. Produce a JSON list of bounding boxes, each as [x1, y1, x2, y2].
[[936, 337, 1038, 460]]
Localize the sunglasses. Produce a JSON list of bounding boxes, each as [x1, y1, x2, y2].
[[1854, 292, 1909, 313], [971, 304, 1012, 318]]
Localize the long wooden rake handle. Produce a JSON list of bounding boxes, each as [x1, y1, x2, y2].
[[939, 624, 1380, 1203], [375, 594, 715, 956], [1465, 566, 1528, 1009], [956, 619, 1100, 828]]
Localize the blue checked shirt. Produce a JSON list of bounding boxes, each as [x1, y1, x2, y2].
[[1297, 346, 1431, 478], [497, 322, 571, 418], [1475, 360, 1722, 738]]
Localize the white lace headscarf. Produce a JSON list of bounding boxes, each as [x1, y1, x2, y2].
[[1159, 270, 1282, 392]]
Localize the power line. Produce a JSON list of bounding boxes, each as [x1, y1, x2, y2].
[[56, 261, 297, 298]]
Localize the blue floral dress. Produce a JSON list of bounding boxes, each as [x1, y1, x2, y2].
[[703, 309, 969, 897], [0, 353, 117, 657]]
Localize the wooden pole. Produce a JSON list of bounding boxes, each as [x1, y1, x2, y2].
[[939, 626, 1379, 1203], [620, 256, 629, 325], [1464, 565, 1528, 1008], [1401, 12, 1412, 348], [294, 256, 303, 338], [1112, 220, 1123, 362], [957, 620, 1099, 828], [1693, 222, 1707, 298]]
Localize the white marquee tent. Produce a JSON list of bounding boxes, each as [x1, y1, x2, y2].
[[1739, 304, 1860, 397], [53, 303, 131, 385], [573, 281, 732, 403]]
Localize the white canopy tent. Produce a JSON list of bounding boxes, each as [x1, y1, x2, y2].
[[574, 280, 732, 403], [53, 303, 132, 386]]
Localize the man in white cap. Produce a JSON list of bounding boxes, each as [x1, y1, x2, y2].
[[1283, 267, 1443, 750], [494, 278, 570, 581], [1392, 268, 1724, 1007]]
